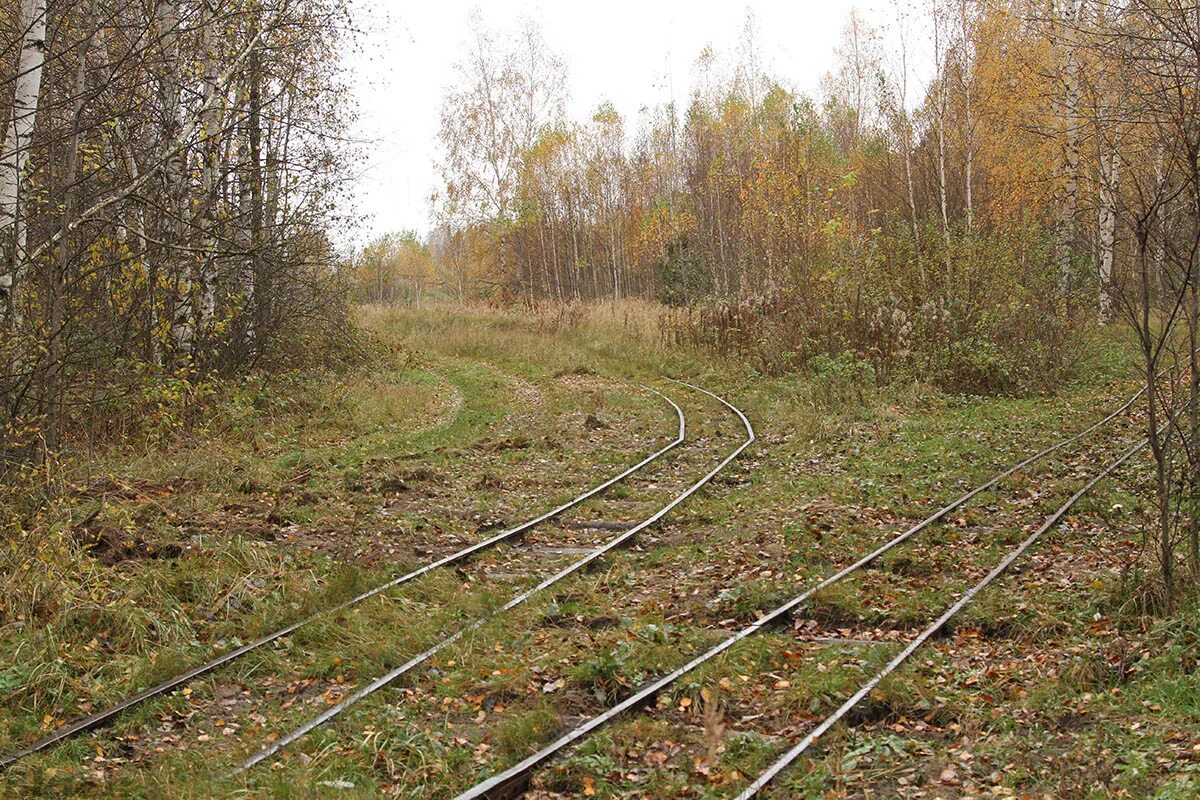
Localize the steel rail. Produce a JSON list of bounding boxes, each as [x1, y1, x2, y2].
[[455, 381, 1146, 800], [0, 386, 686, 772], [735, 430, 1152, 798], [233, 380, 754, 775]]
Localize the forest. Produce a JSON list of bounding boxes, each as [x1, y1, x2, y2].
[[0, 0, 354, 463], [2, 1, 1200, 798]]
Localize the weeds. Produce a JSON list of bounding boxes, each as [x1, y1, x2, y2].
[[574, 644, 641, 704], [0, 304, 1194, 800]]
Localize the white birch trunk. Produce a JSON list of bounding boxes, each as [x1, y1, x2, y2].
[[936, 106, 951, 266], [903, 131, 919, 243], [0, 0, 48, 326], [894, 8, 921, 269], [236, 98, 257, 349], [933, 9, 951, 273], [1056, 0, 1081, 295], [197, 38, 222, 331], [960, 0, 974, 233], [1098, 150, 1118, 323]]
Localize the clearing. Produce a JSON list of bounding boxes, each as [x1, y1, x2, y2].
[[1, 305, 1196, 799]]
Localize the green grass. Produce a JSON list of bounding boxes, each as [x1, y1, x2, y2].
[[0, 302, 1193, 799]]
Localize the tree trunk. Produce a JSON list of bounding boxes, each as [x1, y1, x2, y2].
[[1056, 0, 1081, 296], [44, 0, 97, 448], [1098, 150, 1118, 323], [0, 0, 48, 328], [1135, 222, 1174, 611], [1190, 193, 1200, 579], [933, 8, 951, 274], [936, 103, 951, 272], [1190, 257, 1199, 577], [247, 27, 264, 360], [960, 0, 974, 234], [609, 217, 620, 301], [1153, 146, 1167, 298], [197, 32, 223, 339]]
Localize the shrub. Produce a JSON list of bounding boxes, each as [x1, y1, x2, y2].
[[663, 219, 1092, 395]]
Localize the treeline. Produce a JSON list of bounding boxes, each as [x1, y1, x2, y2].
[[432, 3, 1186, 391], [351, 231, 435, 306], [0, 0, 355, 468]]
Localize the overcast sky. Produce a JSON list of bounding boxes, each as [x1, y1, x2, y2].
[[343, 0, 914, 246]]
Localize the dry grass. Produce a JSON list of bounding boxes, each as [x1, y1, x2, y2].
[[3, 303, 1185, 800]]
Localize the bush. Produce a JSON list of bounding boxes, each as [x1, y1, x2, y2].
[[809, 352, 875, 406], [663, 219, 1092, 395], [656, 235, 713, 307]]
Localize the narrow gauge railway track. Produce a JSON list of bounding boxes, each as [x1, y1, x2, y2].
[[233, 380, 754, 774], [455, 381, 1149, 800], [733, 419, 1162, 798], [0, 385, 687, 773]]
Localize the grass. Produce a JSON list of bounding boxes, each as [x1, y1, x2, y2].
[[0, 301, 1194, 799]]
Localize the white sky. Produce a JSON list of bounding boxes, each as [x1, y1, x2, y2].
[[343, 0, 911, 246]]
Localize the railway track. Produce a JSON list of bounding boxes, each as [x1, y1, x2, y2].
[[730, 401, 1190, 797], [233, 379, 755, 774], [6, 372, 1169, 796], [0, 384, 687, 772], [454, 381, 1152, 800], [732, 427, 1155, 798]]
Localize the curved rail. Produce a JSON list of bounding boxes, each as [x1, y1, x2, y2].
[[455, 380, 1144, 800], [234, 380, 754, 774], [0, 386, 686, 772], [735, 431, 1151, 797]]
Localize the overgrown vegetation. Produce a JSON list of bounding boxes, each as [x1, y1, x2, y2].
[[0, 0, 358, 471], [0, 304, 1194, 798], [421, 6, 1124, 396], [3, 0, 1200, 795], [665, 224, 1083, 394]]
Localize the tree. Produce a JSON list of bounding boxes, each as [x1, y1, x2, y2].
[[438, 15, 566, 226], [0, 0, 358, 464], [1073, 1, 1200, 605], [0, 0, 47, 326], [355, 232, 436, 305]]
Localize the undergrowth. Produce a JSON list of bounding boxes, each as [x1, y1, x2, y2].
[[0, 301, 1192, 800]]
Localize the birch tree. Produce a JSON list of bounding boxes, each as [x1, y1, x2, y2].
[[0, 0, 47, 327], [931, 0, 953, 271], [1, 0, 358, 463], [1055, 0, 1083, 295], [438, 16, 566, 226]]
